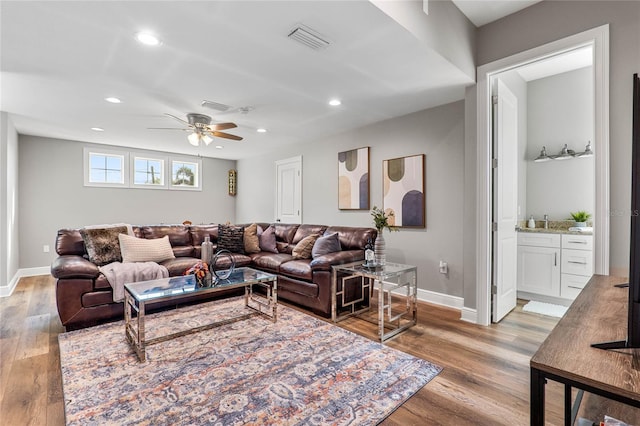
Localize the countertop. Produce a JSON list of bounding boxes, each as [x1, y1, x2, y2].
[[517, 219, 593, 235]]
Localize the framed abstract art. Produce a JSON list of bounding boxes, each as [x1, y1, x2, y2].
[[383, 154, 425, 228], [338, 147, 370, 210]]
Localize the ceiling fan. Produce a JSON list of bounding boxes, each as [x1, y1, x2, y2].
[[149, 113, 243, 146]]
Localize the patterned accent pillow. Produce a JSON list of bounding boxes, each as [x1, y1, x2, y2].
[[312, 232, 342, 259], [218, 224, 245, 254], [80, 226, 128, 266], [259, 225, 278, 253], [244, 223, 261, 254], [118, 234, 176, 263], [292, 234, 320, 260]]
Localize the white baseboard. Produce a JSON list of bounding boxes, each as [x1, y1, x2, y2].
[[460, 307, 478, 323], [416, 288, 464, 309], [0, 266, 50, 298]]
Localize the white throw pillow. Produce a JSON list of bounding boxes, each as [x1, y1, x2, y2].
[[118, 234, 175, 263]]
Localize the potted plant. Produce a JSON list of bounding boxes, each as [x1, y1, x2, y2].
[[570, 211, 591, 227], [371, 206, 398, 265]]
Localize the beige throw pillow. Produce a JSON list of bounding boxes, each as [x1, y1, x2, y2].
[[119, 234, 175, 263], [244, 223, 261, 254], [292, 234, 320, 260]]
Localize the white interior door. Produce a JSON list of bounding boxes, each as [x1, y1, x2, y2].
[[492, 79, 518, 322], [275, 156, 302, 224]]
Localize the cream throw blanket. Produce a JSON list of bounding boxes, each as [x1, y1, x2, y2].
[[99, 262, 169, 302]]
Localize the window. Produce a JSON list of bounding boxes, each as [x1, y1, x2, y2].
[[170, 158, 201, 190], [133, 156, 166, 188], [83, 147, 129, 187]]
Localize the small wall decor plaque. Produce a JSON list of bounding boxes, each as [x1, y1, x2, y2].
[[228, 169, 237, 196]]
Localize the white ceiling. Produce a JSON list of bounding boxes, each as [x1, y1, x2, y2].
[[0, 1, 539, 160]]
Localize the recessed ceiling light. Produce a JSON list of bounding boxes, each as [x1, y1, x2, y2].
[[135, 32, 161, 46], [91, 127, 104, 132], [104, 97, 121, 104], [329, 99, 342, 106], [215, 145, 223, 149], [256, 128, 267, 133]]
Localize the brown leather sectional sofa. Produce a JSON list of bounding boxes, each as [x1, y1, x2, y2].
[[51, 223, 376, 330]]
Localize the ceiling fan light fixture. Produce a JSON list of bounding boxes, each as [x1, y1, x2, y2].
[[187, 132, 201, 146], [202, 134, 213, 146]]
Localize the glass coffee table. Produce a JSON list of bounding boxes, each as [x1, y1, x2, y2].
[[124, 267, 277, 362], [331, 262, 417, 342]]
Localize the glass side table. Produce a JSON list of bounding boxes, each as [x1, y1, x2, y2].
[[331, 262, 417, 342]]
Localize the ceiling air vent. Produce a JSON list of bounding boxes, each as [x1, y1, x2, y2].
[[201, 100, 231, 112], [287, 25, 330, 51]]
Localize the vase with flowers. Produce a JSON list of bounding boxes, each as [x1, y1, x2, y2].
[[185, 261, 211, 288], [371, 206, 398, 266]]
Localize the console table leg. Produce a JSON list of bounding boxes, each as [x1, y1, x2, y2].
[[530, 367, 545, 426]]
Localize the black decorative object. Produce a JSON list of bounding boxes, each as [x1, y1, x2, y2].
[[210, 249, 236, 281]]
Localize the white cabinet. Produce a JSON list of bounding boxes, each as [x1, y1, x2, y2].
[[560, 234, 593, 299], [517, 232, 593, 301], [517, 234, 561, 297]]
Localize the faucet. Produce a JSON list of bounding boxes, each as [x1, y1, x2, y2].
[[544, 214, 549, 229]]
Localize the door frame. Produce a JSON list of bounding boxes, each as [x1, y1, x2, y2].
[[476, 25, 610, 325]]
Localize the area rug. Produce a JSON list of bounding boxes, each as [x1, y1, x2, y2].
[[58, 297, 442, 425], [522, 300, 568, 318]]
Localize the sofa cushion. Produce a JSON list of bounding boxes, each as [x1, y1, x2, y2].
[[274, 223, 299, 244], [119, 234, 176, 263], [79, 226, 128, 266], [140, 225, 191, 247], [217, 224, 245, 254], [292, 234, 320, 260], [160, 257, 201, 276], [243, 223, 261, 254], [312, 232, 341, 259], [259, 225, 278, 253], [252, 253, 293, 272], [292, 224, 328, 244], [279, 260, 313, 281]]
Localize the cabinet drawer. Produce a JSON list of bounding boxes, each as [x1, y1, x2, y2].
[[561, 274, 591, 299], [561, 249, 593, 276], [518, 233, 561, 248], [562, 234, 593, 251]]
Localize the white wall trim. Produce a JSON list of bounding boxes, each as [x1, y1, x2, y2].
[[417, 288, 464, 309], [476, 25, 610, 326], [0, 266, 50, 297], [460, 307, 478, 323]]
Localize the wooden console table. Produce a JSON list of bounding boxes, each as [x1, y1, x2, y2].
[[530, 275, 640, 425]]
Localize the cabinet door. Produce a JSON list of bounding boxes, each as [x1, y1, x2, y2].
[[517, 246, 561, 296]]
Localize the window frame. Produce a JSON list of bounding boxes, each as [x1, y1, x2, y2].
[[131, 154, 168, 189], [169, 157, 202, 191], [83, 147, 129, 188]]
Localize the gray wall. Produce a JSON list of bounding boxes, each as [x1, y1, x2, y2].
[[477, 0, 640, 274], [526, 67, 595, 220], [237, 101, 466, 298], [18, 136, 237, 268], [0, 112, 19, 289]]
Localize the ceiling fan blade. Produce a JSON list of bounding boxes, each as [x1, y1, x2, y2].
[[206, 122, 237, 131], [165, 113, 193, 127], [209, 130, 243, 141]]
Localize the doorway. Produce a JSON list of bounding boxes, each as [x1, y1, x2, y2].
[[476, 25, 610, 325], [275, 156, 302, 224]]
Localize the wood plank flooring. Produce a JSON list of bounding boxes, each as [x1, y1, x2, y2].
[[1, 275, 639, 425]]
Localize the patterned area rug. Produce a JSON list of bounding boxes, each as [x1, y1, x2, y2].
[[59, 297, 441, 425]]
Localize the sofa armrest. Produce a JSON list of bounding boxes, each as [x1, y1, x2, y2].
[[309, 250, 364, 271], [51, 255, 100, 279]]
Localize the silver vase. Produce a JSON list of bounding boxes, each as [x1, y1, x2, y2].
[[374, 232, 386, 266]]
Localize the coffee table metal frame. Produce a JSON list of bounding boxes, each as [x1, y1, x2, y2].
[[331, 261, 417, 342], [124, 267, 277, 362]]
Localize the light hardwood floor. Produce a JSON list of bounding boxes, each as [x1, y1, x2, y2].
[[1, 275, 638, 425]]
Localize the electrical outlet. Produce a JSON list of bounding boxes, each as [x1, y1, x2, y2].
[[439, 260, 448, 274], [43, 245, 50, 253]]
